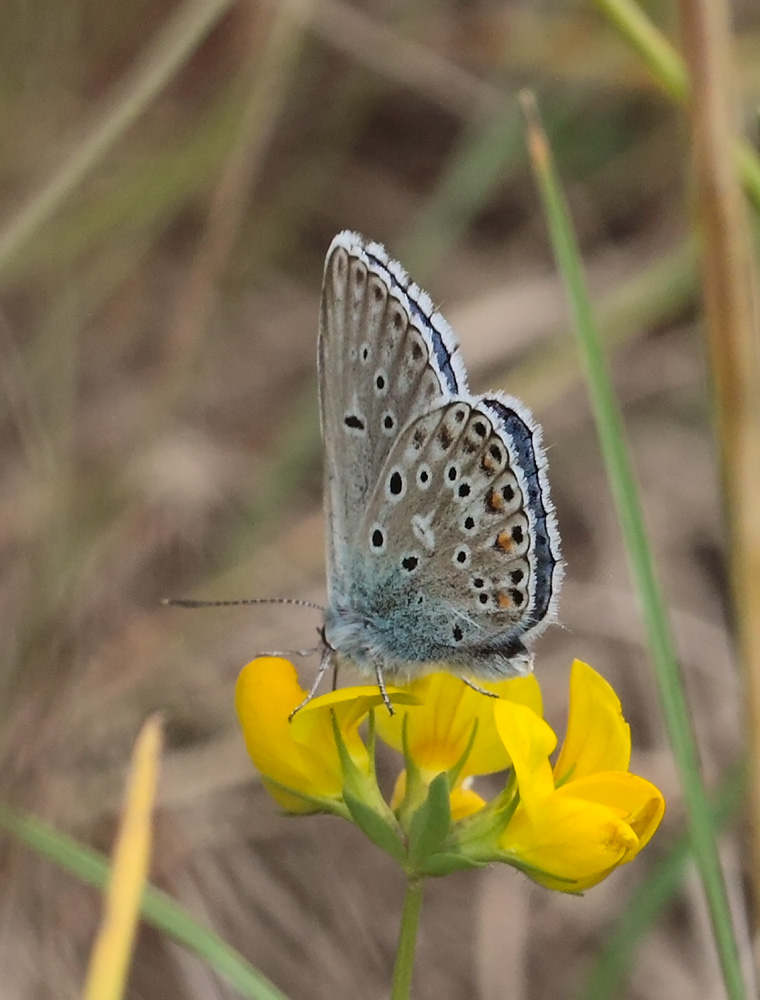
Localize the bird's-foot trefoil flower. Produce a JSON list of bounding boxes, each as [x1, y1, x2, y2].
[[235, 656, 664, 890]]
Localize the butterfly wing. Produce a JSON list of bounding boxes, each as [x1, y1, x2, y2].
[[338, 394, 562, 678], [319, 231, 468, 602]]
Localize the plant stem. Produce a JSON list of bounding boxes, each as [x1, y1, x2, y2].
[[390, 879, 424, 1000]]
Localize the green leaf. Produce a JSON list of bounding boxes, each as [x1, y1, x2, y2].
[[407, 773, 452, 869], [343, 792, 407, 865], [446, 717, 478, 790]]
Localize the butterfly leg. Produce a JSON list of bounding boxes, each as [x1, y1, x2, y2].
[[288, 646, 332, 720], [374, 663, 395, 716], [462, 677, 499, 699]]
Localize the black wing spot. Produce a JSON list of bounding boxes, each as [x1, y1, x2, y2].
[[503, 484, 515, 501], [454, 408, 466, 423], [393, 309, 405, 332], [478, 592, 489, 605], [510, 588, 525, 607], [453, 625, 464, 642], [512, 525, 524, 544], [472, 577, 485, 588], [510, 568, 524, 584], [389, 471, 403, 495], [464, 516, 475, 530], [376, 373, 386, 391], [402, 555, 418, 572], [371, 529, 384, 548], [473, 421, 487, 438], [455, 548, 468, 564], [344, 414, 365, 431], [361, 346, 369, 362], [411, 341, 423, 360], [489, 444, 502, 462], [447, 466, 458, 482], [457, 483, 471, 498], [372, 283, 384, 302], [383, 414, 395, 430]]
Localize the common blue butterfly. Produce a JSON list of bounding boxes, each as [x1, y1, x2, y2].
[[303, 231, 562, 711]]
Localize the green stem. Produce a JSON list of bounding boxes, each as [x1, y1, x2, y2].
[[390, 879, 424, 1000]]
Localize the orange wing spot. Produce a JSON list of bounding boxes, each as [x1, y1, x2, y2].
[[486, 488, 505, 513], [481, 452, 499, 474], [495, 530, 513, 552], [496, 592, 513, 609]]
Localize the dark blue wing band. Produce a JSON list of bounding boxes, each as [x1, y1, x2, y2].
[[365, 248, 459, 394], [484, 397, 557, 625]]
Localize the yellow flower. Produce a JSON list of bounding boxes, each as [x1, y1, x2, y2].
[[494, 660, 664, 892], [375, 671, 543, 820], [235, 657, 394, 814]]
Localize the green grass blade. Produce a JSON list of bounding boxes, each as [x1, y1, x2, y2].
[[519, 90, 747, 1000], [0, 806, 291, 1000]]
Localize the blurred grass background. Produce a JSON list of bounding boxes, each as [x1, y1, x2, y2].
[[0, 0, 757, 997]]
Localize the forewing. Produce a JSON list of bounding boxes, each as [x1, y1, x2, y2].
[[319, 231, 468, 598]]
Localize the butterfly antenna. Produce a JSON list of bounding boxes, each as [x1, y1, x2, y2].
[[161, 596, 325, 612]]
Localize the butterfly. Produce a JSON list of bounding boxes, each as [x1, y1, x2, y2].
[[300, 231, 563, 713]]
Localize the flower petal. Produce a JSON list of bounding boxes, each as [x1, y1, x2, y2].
[[235, 657, 365, 809], [555, 771, 665, 855], [500, 793, 639, 892], [553, 661, 631, 785], [449, 781, 487, 822], [493, 699, 557, 802], [376, 671, 543, 777]]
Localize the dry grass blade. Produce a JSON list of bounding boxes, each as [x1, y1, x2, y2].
[[81, 715, 163, 1000], [677, 0, 760, 947]]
